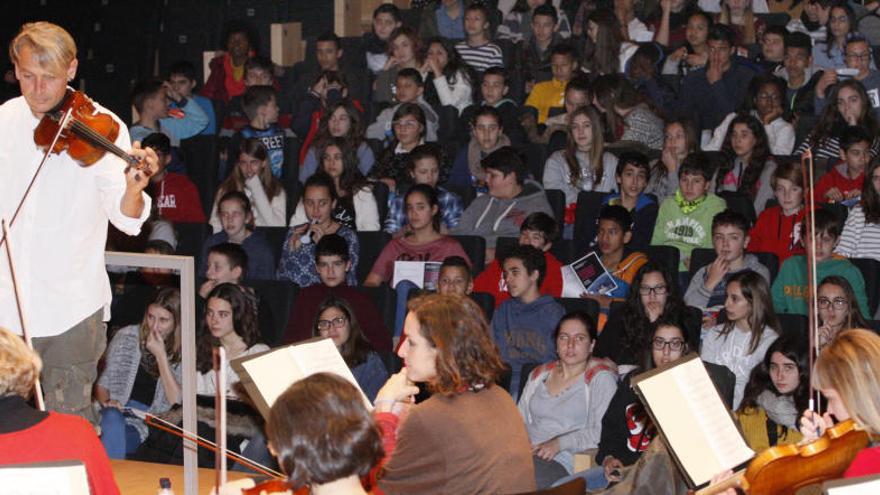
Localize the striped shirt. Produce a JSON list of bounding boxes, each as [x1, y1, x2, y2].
[[836, 204, 880, 262], [795, 134, 880, 162], [455, 40, 504, 73]]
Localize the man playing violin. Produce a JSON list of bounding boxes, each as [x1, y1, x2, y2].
[[0, 22, 157, 426]]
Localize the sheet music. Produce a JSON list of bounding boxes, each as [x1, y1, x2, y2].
[[392, 261, 428, 289], [0, 462, 89, 495], [825, 474, 880, 494], [287, 339, 372, 407], [240, 347, 304, 409]]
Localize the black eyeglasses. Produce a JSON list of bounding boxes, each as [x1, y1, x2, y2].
[[639, 285, 668, 296], [653, 338, 685, 351], [317, 315, 347, 330]]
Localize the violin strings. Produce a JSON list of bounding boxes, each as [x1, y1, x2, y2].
[[68, 120, 137, 164]]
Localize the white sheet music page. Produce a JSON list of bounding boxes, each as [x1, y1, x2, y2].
[[240, 347, 305, 409], [286, 339, 372, 408]]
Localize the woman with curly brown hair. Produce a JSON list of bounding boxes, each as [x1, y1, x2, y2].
[[373, 294, 536, 494]]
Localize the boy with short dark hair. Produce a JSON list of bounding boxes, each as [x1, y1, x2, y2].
[[365, 4, 403, 75], [684, 210, 771, 314], [774, 31, 822, 121], [525, 43, 578, 124], [754, 25, 786, 72], [521, 4, 562, 84], [199, 242, 248, 298], [814, 126, 870, 205], [229, 85, 287, 178], [651, 152, 727, 272], [458, 67, 525, 144], [492, 244, 566, 398], [591, 205, 648, 301], [450, 105, 512, 188], [602, 151, 658, 247], [385, 143, 463, 234], [772, 208, 869, 315], [475, 212, 564, 307], [167, 60, 217, 135], [454, 2, 504, 73], [142, 133, 205, 224], [366, 69, 439, 142], [130, 78, 209, 146], [282, 234, 391, 351], [438, 255, 474, 296]]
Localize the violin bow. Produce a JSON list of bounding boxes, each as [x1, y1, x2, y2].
[[1, 220, 45, 411], [214, 346, 228, 489], [800, 149, 822, 418]]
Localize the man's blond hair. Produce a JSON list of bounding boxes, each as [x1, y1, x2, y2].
[[9, 22, 76, 74]]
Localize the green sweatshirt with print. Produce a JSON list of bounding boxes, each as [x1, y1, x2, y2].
[[651, 193, 727, 272], [771, 255, 870, 317]]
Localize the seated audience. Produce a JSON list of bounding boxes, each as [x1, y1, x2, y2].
[[367, 69, 439, 142], [581, 10, 637, 76], [227, 85, 287, 178], [519, 4, 566, 85], [701, 270, 780, 409], [498, 0, 572, 43], [143, 133, 205, 224], [492, 245, 566, 398], [518, 311, 617, 488], [290, 31, 366, 120], [716, 114, 777, 215], [774, 31, 822, 123], [418, 0, 465, 39], [167, 60, 217, 135], [221, 56, 281, 133], [814, 33, 880, 122], [437, 255, 475, 296], [524, 74, 591, 147], [299, 101, 375, 182], [422, 37, 473, 114], [836, 157, 880, 262], [364, 4, 403, 75], [291, 69, 364, 159], [752, 25, 786, 72], [817, 275, 869, 348], [202, 22, 254, 103], [278, 174, 360, 287], [210, 138, 286, 233], [454, 2, 505, 73], [386, 144, 463, 234], [96, 288, 181, 459], [717, 0, 761, 46], [458, 67, 525, 145], [592, 74, 664, 150], [373, 294, 536, 493], [660, 10, 712, 76], [647, 118, 699, 200], [810, 3, 857, 70], [786, 0, 830, 39], [373, 27, 425, 106], [129, 78, 208, 147], [0, 327, 119, 494], [774, 209, 869, 316], [651, 152, 727, 272], [795, 79, 880, 160], [290, 138, 380, 232], [450, 105, 511, 188], [602, 151, 659, 248], [201, 191, 275, 280], [748, 161, 806, 264], [813, 126, 869, 206], [370, 103, 430, 191], [525, 43, 578, 124]]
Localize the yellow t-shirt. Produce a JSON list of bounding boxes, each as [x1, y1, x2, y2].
[[525, 78, 566, 124], [737, 406, 804, 452]]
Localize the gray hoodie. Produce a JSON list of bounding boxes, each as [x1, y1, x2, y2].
[[452, 180, 553, 248], [684, 253, 771, 310]]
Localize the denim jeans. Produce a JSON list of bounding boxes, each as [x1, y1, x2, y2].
[[100, 399, 148, 459], [393, 280, 419, 338]]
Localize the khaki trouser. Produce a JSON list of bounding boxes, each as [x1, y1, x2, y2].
[[32, 308, 106, 427]]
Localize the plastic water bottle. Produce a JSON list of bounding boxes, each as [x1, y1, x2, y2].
[[157, 478, 175, 495]]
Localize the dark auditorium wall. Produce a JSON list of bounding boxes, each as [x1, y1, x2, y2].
[[3, 0, 334, 118]]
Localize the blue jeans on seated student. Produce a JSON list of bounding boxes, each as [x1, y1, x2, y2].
[[552, 465, 609, 491], [393, 280, 420, 338], [100, 399, 148, 459]]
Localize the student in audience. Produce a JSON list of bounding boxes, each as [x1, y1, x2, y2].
[[654, 0, 702, 49], [453, 146, 554, 260], [365, 4, 403, 75], [795, 79, 880, 161], [813, 126, 870, 205], [716, 114, 778, 215], [129, 78, 209, 147], [519, 4, 565, 85], [811, 3, 857, 70], [266, 373, 383, 495], [676, 24, 756, 132], [602, 151, 658, 248], [373, 294, 536, 493], [167, 60, 216, 135], [787, 0, 831, 39], [685, 210, 771, 318], [418, 0, 465, 39], [313, 296, 389, 401], [291, 32, 366, 119], [814, 33, 880, 121], [837, 158, 880, 262], [290, 138, 380, 232], [202, 22, 254, 103], [717, 0, 761, 46], [109, 240, 179, 329], [196, 283, 269, 400], [387, 144, 463, 234], [458, 67, 526, 145], [660, 10, 712, 76], [454, 2, 505, 73], [278, 174, 360, 287], [374, 27, 424, 105], [228, 85, 286, 178], [201, 191, 275, 280], [517, 311, 617, 488], [753, 25, 786, 72], [614, 0, 656, 42], [774, 31, 822, 123], [817, 275, 870, 348], [748, 161, 806, 264], [498, 0, 572, 43], [199, 242, 247, 299], [705, 74, 796, 156], [474, 212, 563, 307], [647, 118, 698, 200], [450, 105, 512, 188], [422, 37, 473, 114], [438, 255, 475, 296], [367, 69, 439, 142], [701, 270, 780, 409], [210, 138, 286, 233], [283, 234, 390, 351], [581, 10, 636, 76], [736, 337, 808, 451], [651, 152, 727, 272], [0, 327, 119, 494], [96, 288, 181, 459], [774, 209, 869, 316], [543, 105, 618, 230], [222, 56, 279, 131], [292, 70, 363, 158], [525, 43, 578, 124], [143, 133, 205, 224], [525, 74, 591, 146], [299, 101, 375, 181], [595, 260, 703, 366], [370, 103, 429, 191], [492, 244, 567, 398], [592, 74, 664, 150], [798, 329, 880, 478], [365, 184, 470, 287]]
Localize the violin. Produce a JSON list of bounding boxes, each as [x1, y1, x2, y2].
[[33, 89, 151, 179]]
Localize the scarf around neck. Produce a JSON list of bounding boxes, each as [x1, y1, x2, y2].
[[674, 189, 707, 214], [756, 389, 799, 429], [468, 134, 511, 180]]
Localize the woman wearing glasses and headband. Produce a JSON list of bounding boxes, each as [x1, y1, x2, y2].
[[595, 260, 703, 367], [817, 275, 868, 348], [516, 311, 618, 489], [313, 296, 388, 401]]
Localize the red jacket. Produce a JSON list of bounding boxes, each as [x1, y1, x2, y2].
[[474, 251, 563, 307], [814, 163, 864, 204], [201, 53, 245, 104], [151, 172, 206, 223], [748, 205, 805, 264]]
